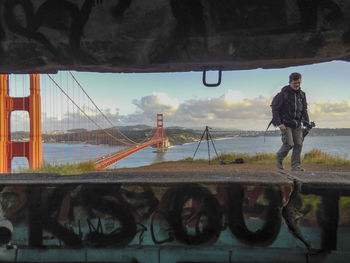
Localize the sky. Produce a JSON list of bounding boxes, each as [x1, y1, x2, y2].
[[65, 60, 350, 131], [8, 60, 350, 132]]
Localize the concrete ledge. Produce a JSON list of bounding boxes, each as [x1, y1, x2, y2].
[[0, 247, 16, 262], [0, 171, 349, 188], [0, 247, 348, 263], [87, 247, 159, 262], [17, 248, 86, 262]]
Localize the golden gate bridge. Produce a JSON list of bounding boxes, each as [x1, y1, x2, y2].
[[0, 73, 167, 173]]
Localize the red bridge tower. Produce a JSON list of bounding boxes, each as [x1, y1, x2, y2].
[[156, 113, 166, 152], [0, 74, 42, 173]]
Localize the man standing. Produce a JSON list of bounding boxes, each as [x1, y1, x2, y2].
[[272, 72, 310, 171]]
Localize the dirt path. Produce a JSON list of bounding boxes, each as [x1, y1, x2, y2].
[[111, 161, 350, 173]]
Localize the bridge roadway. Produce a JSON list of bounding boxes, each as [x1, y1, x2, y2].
[[94, 137, 166, 169]]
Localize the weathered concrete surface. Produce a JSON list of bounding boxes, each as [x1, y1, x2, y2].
[[0, 170, 350, 186], [0, 0, 350, 73], [0, 171, 350, 262], [0, 170, 292, 184]]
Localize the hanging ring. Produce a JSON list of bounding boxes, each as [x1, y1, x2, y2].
[[202, 68, 222, 87]]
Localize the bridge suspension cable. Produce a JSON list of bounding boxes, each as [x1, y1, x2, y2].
[[47, 74, 135, 146], [2, 73, 166, 172], [68, 71, 138, 145]]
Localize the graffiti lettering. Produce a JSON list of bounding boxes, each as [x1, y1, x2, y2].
[[170, 0, 206, 38], [4, 0, 100, 59], [301, 185, 346, 251], [81, 185, 137, 247], [150, 209, 174, 244], [27, 186, 43, 247], [150, 0, 206, 63], [227, 184, 283, 246], [2, 186, 27, 224], [120, 186, 159, 221], [43, 185, 82, 247], [317, 190, 339, 250], [164, 184, 222, 245], [0, 182, 349, 251], [0, 3, 5, 56], [112, 0, 132, 18], [0, 227, 11, 245], [296, 0, 343, 31], [0, 188, 13, 246]]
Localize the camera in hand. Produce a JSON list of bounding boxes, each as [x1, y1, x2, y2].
[[304, 121, 315, 129], [303, 121, 315, 138]]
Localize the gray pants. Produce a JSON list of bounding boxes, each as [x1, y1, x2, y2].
[[277, 127, 303, 168]]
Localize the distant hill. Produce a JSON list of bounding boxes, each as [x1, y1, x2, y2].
[[264, 128, 350, 137], [165, 128, 200, 145], [11, 126, 350, 146], [308, 128, 350, 136], [36, 126, 201, 146], [115, 125, 152, 131], [67, 128, 87, 133]]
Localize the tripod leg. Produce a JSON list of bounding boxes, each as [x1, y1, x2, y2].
[[206, 129, 211, 164], [192, 128, 206, 162], [208, 131, 220, 160]]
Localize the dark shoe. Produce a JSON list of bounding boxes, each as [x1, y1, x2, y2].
[[292, 166, 305, 172], [276, 158, 284, 170]]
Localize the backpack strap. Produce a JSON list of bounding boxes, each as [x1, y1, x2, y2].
[[264, 120, 274, 143], [266, 88, 288, 142]]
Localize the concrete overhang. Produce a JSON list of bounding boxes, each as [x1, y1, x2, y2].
[[0, 0, 350, 73]]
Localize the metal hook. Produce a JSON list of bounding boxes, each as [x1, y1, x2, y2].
[[202, 68, 222, 87]]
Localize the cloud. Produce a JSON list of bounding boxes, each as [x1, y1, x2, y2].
[[128, 91, 350, 129], [308, 100, 350, 127], [128, 89, 272, 129], [36, 90, 350, 132], [132, 92, 179, 115]]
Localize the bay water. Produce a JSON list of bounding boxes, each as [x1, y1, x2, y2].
[[113, 135, 350, 168], [11, 136, 350, 171]]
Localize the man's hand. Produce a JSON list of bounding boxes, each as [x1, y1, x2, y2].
[[278, 124, 286, 130]]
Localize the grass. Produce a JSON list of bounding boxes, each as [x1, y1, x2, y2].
[[19, 149, 349, 174], [303, 149, 350, 166], [186, 149, 350, 166], [19, 161, 96, 175], [182, 157, 213, 163]]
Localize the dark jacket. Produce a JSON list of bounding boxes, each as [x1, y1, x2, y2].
[[271, 85, 309, 128]]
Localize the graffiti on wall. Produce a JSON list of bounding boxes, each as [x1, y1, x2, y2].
[[111, 0, 131, 19], [0, 182, 348, 251], [296, 0, 344, 31], [3, 0, 103, 59], [0, 2, 5, 56], [0, 0, 348, 63], [152, 0, 346, 61]]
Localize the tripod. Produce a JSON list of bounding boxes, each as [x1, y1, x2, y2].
[[192, 126, 220, 164]]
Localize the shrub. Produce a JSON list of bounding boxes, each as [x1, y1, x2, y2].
[[19, 161, 96, 175], [303, 149, 350, 166], [186, 149, 349, 166]]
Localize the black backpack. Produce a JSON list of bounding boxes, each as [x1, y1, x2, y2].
[[265, 89, 306, 140], [269, 90, 289, 127]]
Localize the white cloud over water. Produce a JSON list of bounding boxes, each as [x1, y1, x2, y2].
[[127, 90, 273, 129], [307, 100, 350, 127], [38, 90, 350, 131], [126, 90, 350, 129]]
